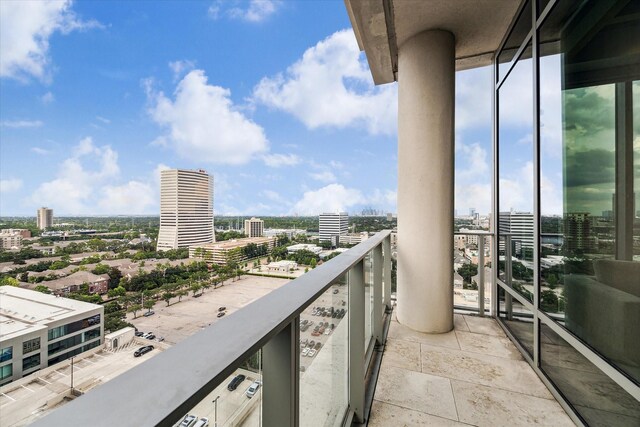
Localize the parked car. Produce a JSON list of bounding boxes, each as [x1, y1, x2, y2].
[[135, 331, 144, 337], [332, 289, 339, 294], [217, 312, 226, 318], [193, 417, 209, 427], [308, 349, 316, 357], [134, 345, 154, 357], [142, 332, 154, 339], [302, 347, 310, 356], [143, 310, 155, 317], [146, 334, 156, 340], [308, 340, 315, 348], [227, 374, 246, 391], [179, 414, 197, 427], [315, 342, 322, 350], [218, 306, 226, 312], [245, 380, 262, 398]]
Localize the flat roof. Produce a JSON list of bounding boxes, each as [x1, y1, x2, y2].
[[193, 236, 275, 250], [0, 287, 101, 341]]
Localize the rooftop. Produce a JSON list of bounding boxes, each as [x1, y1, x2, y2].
[[0, 287, 101, 341], [193, 236, 275, 250]]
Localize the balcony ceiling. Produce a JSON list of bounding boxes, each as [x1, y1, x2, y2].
[[345, 0, 524, 84]]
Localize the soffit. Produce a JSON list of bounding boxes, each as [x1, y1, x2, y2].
[[346, 0, 524, 85]]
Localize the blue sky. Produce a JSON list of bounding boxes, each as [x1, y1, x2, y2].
[[0, 0, 496, 217]]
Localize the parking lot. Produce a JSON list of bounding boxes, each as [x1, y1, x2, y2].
[[128, 275, 290, 345]]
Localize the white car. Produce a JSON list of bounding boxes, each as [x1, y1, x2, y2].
[[308, 349, 316, 357], [301, 347, 310, 356], [245, 380, 262, 398], [193, 417, 209, 427], [179, 414, 197, 427]]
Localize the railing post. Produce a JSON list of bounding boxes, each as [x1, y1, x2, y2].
[[348, 260, 365, 422], [372, 244, 383, 344], [382, 235, 392, 311], [263, 319, 299, 427], [478, 234, 485, 317]]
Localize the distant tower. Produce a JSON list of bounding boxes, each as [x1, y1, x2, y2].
[[37, 207, 53, 230], [244, 217, 264, 238], [157, 169, 214, 250]]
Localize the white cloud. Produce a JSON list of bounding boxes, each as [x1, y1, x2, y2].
[[41, 91, 54, 104], [456, 67, 492, 130], [95, 116, 110, 124], [0, 178, 23, 193], [146, 69, 269, 165], [262, 189, 287, 204], [456, 183, 492, 216], [228, 0, 281, 22], [31, 147, 50, 155], [309, 170, 336, 183], [168, 59, 195, 81], [1, 120, 43, 128], [291, 183, 365, 215], [29, 137, 159, 214], [209, 0, 280, 22], [253, 29, 397, 135], [262, 153, 300, 167], [0, 0, 102, 81], [99, 181, 155, 215]]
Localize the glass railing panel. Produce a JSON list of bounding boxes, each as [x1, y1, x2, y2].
[[177, 350, 263, 427], [299, 274, 349, 426], [364, 252, 373, 351]]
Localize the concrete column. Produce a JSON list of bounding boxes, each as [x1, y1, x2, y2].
[[397, 30, 455, 333]]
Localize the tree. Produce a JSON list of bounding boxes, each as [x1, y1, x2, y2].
[[310, 258, 317, 269], [143, 299, 155, 313], [546, 274, 558, 289], [177, 289, 188, 302], [91, 263, 110, 275], [34, 285, 51, 294], [457, 263, 478, 284], [0, 277, 20, 287], [50, 260, 70, 270], [162, 291, 175, 306], [190, 282, 202, 296], [540, 290, 559, 312], [107, 286, 126, 298], [127, 304, 142, 318]]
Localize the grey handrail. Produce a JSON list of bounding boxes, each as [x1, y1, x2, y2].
[[32, 230, 392, 427]]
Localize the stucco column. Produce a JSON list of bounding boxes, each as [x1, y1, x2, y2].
[[397, 30, 455, 333]]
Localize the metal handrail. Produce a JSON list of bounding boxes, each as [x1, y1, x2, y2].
[[454, 230, 494, 316], [32, 230, 392, 427]]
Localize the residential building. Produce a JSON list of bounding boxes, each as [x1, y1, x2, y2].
[[36, 207, 53, 230], [265, 260, 298, 273], [318, 212, 348, 243], [189, 236, 276, 265], [0, 231, 22, 250], [564, 212, 596, 253], [263, 228, 307, 239], [0, 229, 31, 239], [0, 287, 103, 385], [28, 271, 110, 296], [338, 232, 369, 245], [244, 217, 264, 238], [157, 169, 215, 251]]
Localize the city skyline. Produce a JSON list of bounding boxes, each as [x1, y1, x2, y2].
[[0, 0, 497, 217]]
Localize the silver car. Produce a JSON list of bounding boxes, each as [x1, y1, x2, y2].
[[245, 380, 262, 398]]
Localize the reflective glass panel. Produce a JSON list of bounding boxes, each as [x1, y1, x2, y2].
[[498, 40, 534, 303], [498, 285, 534, 357], [299, 274, 349, 426]]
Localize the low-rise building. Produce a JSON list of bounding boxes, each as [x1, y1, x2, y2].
[[0, 287, 103, 385], [189, 237, 276, 265], [338, 232, 369, 245], [32, 271, 110, 296], [265, 260, 298, 273], [264, 228, 307, 239], [286, 243, 323, 255]]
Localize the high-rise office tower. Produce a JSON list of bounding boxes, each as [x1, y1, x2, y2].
[[319, 212, 349, 243], [244, 217, 264, 238], [157, 169, 214, 251], [37, 207, 53, 230], [499, 211, 534, 256]]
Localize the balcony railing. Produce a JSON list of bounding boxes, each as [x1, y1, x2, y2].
[[32, 231, 393, 427], [453, 231, 493, 316]]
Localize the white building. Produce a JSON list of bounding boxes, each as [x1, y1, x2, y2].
[[0, 287, 104, 385], [499, 211, 534, 255], [263, 228, 307, 239], [265, 260, 298, 273], [0, 230, 23, 250], [339, 232, 369, 245], [244, 217, 264, 238], [286, 244, 323, 255], [157, 169, 215, 251], [318, 212, 349, 243], [37, 207, 53, 230], [189, 236, 276, 265]]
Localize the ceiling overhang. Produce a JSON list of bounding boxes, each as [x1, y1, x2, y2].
[[345, 0, 524, 85]]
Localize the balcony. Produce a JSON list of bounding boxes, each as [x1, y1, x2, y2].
[[25, 230, 587, 427]]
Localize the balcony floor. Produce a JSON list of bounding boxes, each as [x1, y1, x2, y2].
[[370, 313, 576, 426]]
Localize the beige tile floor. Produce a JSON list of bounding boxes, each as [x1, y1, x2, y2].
[[369, 314, 576, 427]]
